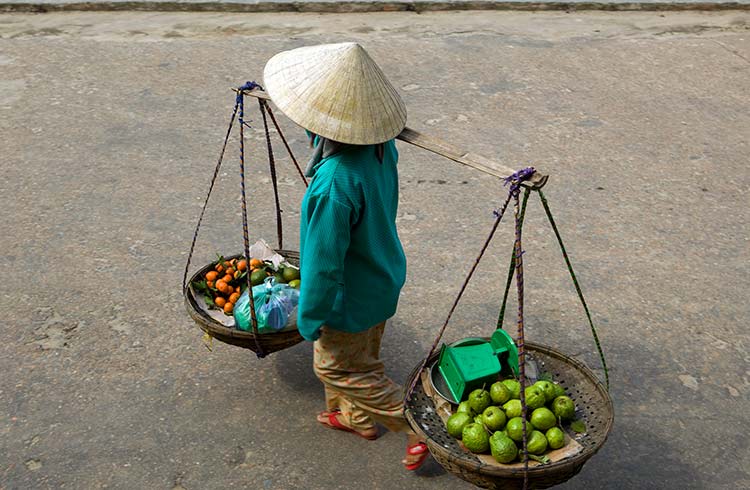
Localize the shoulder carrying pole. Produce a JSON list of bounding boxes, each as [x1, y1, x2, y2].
[[236, 87, 548, 189]]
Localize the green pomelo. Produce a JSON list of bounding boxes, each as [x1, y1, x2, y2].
[[546, 427, 565, 450], [527, 430, 548, 455], [282, 266, 300, 282], [524, 386, 546, 410], [490, 432, 518, 464], [490, 381, 511, 405], [533, 380, 557, 404], [446, 412, 472, 439], [482, 406, 507, 432], [250, 269, 267, 286], [501, 379, 521, 400], [530, 407, 557, 431], [502, 399, 522, 419], [506, 417, 533, 442], [552, 382, 566, 399], [457, 401, 475, 417], [462, 423, 490, 454], [468, 389, 492, 414], [552, 396, 576, 421]]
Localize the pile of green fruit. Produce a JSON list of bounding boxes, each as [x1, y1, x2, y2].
[[445, 378, 577, 464]]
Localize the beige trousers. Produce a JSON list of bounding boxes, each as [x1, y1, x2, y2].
[[313, 322, 411, 433]]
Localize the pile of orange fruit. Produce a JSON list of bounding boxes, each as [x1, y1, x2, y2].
[[201, 256, 264, 315]]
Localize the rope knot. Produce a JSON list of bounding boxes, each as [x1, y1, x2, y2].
[[238, 81, 262, 92], [504, 167, 536, 195], [236, 81, 263, 104]]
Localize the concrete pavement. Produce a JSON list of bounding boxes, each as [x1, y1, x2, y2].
[[2, 0, 750, 15], [1, 9, 749, 490]]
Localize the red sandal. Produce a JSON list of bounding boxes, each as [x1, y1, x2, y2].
[[404, 442, 429, 471], [318, 411, 378, 441]]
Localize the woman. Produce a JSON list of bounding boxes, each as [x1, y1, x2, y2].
[[263, 42, 429, 471]]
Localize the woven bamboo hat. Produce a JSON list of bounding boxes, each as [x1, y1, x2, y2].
[[263, 42, 406, 145]]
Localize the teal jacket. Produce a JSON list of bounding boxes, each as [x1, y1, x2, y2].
[[297, 138, 406, 341]]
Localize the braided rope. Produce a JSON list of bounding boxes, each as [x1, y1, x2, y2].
[[405, 192, 513, 401], [182, 98, 240, 291], [405, 168, 537, 403], [263, 103, 309, 188], [496, 188, 531, 330], [511, 190, 530, 490], [538, 190, 609, 390], [237, 85, 264, 358], [258, 100, 284, 250]]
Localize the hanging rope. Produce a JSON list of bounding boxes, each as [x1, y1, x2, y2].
[[263, 102, 309, 188], [237, 82, 265, 358], [509, 182, 530, 490], [258, 99, 284, 250], [496, 187, 531, 330], [405, 192, 513, 401], [538, 190, 609, 391], [185, 83, 311, 357], [182, 93, 240, 291], [405, 168, 537, 402]]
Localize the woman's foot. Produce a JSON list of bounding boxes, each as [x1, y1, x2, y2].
[[317, 411, 378, 440], [403, 433, 429, 471]]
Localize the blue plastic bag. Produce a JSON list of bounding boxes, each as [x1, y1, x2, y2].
[[233, 277, 300, 333]]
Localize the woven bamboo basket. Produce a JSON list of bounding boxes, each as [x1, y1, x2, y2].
[[404, 341, 613, 489], [183, 250, 304, 356]]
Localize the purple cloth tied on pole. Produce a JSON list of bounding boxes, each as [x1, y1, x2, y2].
[[237, 81, 262, 103], [504, 167, 536, 195]]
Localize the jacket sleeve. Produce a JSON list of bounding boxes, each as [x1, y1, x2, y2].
[[297, 193, 353, 341]]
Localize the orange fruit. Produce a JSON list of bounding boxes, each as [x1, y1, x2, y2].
[[207, 280, 215, 289], [226, 285, 234, 295], [229, 292, 240, 303], [225, 267, 235, 276], [236, 260, 248, 272], [214, 297, 226, 308], [250, 258, 263, 269], [215, 280, 228, 293], [205, 271, 219, 282], [222, 274, 233, 283], [215, 263, 225, 273], [223, 302, 234, 314]]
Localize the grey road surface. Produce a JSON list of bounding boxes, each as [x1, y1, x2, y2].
[[1, 10, 749, 490]]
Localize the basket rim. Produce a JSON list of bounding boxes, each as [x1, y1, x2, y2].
[[404, 340, 614, 478], [183, 250, 302, 341]]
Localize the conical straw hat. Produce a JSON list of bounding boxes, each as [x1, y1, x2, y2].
[[263, 42, 407, 145]]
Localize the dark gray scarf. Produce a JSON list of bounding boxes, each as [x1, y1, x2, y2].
[[305, 134, 385, 177]]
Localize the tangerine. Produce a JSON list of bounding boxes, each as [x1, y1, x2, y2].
[[207, 281, 215, 289], [223, 302, 234, 314], [215, 297, 227, 308], [205, 271, 219, 282], [236, 260, 248, 272], [215, 280, 228, 293], [229, 292, 240, 303], [226, 267, 235, 276], [250, 258, 263, 269]]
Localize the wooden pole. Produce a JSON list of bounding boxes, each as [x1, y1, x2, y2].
[[236, 87, 548, 189]]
